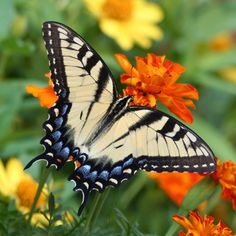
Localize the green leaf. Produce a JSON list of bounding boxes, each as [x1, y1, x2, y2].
[[196, 50, 236, 72], [194, 73, 236, 96], [0, 0, 15, 40], [0, 37, 35, 55], [48, 192, 55, 218], [0, 81, 25, 141], [187, 3, 236, 42], [1, 135, 41, 157], [0, 223, 7, 235], [181, 177, 217, 210], [191, 115, 236, 162]]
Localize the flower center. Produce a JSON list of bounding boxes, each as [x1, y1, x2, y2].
[[102, 0, 133, 21], [16, 177, 45, 209]]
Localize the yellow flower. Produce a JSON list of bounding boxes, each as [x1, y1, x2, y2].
[[84, 0, 163, 50], [0, 159, 47, 225], [219, 67, 236, 84]]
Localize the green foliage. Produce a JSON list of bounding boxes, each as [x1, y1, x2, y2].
[[0, 0, 236, 235]]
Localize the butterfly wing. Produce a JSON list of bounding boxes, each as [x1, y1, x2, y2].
[[86, 107, 216, 171], [69, 105, 216, 214], [25, 21, 118, 170]]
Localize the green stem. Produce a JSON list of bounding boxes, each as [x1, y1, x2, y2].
[[120, 173, 147, 209], [90, 189, 110, 229], [82, 189, 110, 236], [28, 167, 51, 223], [0, 52, 9, 78]]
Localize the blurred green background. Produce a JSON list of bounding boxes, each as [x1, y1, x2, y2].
[[0, 0, 236, 235]]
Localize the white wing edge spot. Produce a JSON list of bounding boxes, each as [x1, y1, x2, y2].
[[83, 182, 89, 189], [95, 181, 103, 189], [45, 124, 53, 131], [54, 108, 59, 117], [173, 165, 180, 168], [47, 152, 53, 157], [44, 139, 52, 146], [110, 178, 118, 185], [123, 168, 132, 174]]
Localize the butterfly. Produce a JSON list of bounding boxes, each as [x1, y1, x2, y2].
[[25, 21, 216, 215]]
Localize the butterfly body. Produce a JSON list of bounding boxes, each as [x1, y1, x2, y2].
[[25, 21, 216, 215]]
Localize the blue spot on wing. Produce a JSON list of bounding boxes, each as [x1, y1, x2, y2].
[[111, 166, 122, 176], [61, 104, 69, 116], [52, 141, 63, 151], [79, 165, 91, 177], [59, 147, 70, 159], [123, 158, 134, 168], [89, 171, 98, 181], [54, 117, 63, 128], [99, 170, 109, 181], [51, 131, 61, 142]]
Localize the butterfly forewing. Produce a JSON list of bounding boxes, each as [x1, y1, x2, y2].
[[25, 21, 216, 215]]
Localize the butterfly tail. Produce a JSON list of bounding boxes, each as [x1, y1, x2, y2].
[[77, 189, 90, 216], [24, 153, 60, 170], [24, 154, 46, 170], [68, 173, 91, 216]]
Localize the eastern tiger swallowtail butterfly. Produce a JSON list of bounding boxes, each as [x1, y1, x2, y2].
[[25, 21, 216, 215]]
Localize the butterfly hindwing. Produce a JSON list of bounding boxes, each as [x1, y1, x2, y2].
[[25, 21, 216, 215]]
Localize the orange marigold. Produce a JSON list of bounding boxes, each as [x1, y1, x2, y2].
[[26, 73, 58, 108], [211, 160, 236, 210], [173, 211, 234, 236], [148, 172, 204, 205], [115, 53, 199, 123]]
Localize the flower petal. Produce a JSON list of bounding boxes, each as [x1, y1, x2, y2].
[[115, 54, 139, 77]]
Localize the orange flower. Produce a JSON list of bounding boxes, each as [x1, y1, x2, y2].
[[211, 160, 236, 210], [173, 211, 234, 236], [115, 53, 198, 123], [209, 33, 233, 52], [26, 73, 58, 108], [148, 172, 204, 205]]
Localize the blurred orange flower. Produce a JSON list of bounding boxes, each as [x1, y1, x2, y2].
[[173, 211, 234, 236], [211, 160, 236, 210], [148, 172, 204, 205], [115, 53, 198, 123], [209, 33, 233, 51], [26, 73, 58, 108]]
